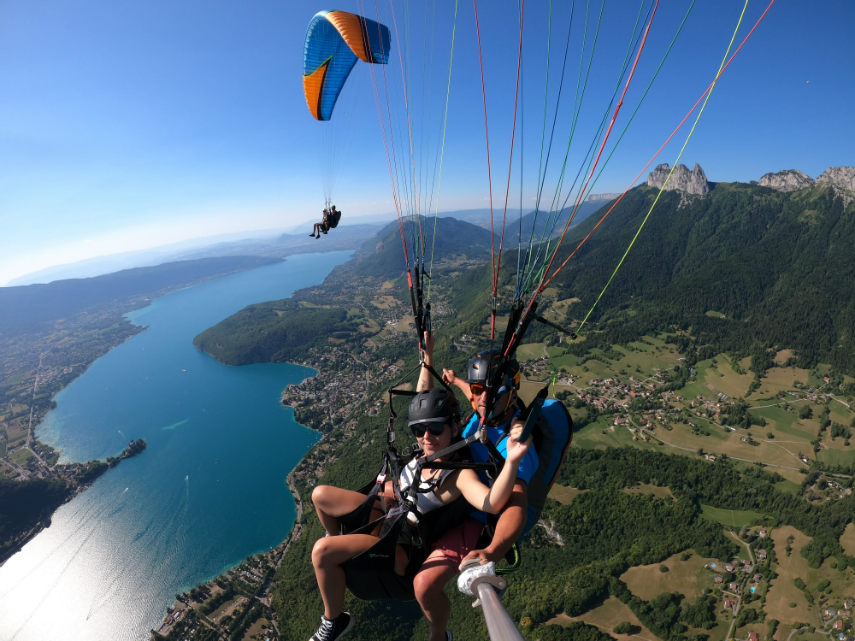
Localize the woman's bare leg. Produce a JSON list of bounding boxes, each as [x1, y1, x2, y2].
[[311, 533, 380, 618], [312, 485, 374, 535]]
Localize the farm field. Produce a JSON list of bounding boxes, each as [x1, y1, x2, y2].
[[747, 403, 816, 441], [700, 505, 767, 529], [548, 596, 662, 641], [621, 551, 717, 601], [642, 422, 808, 484], [698, 357, 755, 399], [816, 439, 855, 467], [763, 525, 855, 627], [749, 366, 811, 399], [622, 484, 675, 500], [573, 420, 660, 451], [548, 484, 586, 505], [548, 336, 682, 381], [515, 342, 547, 361], [841, 523, 855, 556], [765, 526, 815, 624]]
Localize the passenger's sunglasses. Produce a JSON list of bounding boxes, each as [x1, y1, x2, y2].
[[410, 422, 447, 438]]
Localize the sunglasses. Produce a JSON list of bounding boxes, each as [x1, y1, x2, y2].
[[469, 381, 511, 397], [410, 422, 448, 438]]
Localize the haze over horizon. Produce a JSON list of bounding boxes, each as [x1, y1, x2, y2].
[[2, 0, 853, 287]]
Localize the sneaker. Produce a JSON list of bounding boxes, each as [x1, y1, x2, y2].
[[446, 632, 453, 641], [310, 612, 354, 641]]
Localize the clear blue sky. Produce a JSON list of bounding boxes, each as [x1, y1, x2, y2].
[[1, 0, 852, 286]]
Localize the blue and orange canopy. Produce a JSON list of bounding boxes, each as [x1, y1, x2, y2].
[[302, 10, 391, 121]]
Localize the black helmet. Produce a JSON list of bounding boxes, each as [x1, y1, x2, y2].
[[408, 388, 459, 426], [466, 349, 520, 388]]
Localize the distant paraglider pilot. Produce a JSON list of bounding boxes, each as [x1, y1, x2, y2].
[[310, 205, 342, 238]]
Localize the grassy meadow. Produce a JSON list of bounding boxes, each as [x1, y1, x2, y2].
[[621, 552, 717, 601], [548, 596, 662, 641]]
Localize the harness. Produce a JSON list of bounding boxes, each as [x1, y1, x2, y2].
[[337, 361, 572, 600], [338, 449, 479, 600], [329, 209, 341, 228]]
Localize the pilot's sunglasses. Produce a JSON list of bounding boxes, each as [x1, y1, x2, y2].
[[469, 382, 510, 397], [410, 422, 447, 438]]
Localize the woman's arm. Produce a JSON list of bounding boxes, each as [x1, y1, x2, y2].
[[454, 422, 531, 513]]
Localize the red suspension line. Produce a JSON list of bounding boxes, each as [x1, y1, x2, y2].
[[495, 0, 526, 302], [539, 0, 777, 294], [472, 0, 497, 338], [536, 0, 659, 296]]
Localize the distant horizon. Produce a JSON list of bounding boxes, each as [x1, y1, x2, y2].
[[3, 164, 848, 288], [1, 201, 551, 286]]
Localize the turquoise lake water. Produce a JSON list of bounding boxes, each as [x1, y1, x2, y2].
[[0, 251, 351, 641]]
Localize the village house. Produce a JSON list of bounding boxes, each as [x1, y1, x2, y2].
[[724, 599, 737, 610], [756, 549, 767, 560], [715, 575, 724, 584], [835, 621, 845, 631], [729, 582, 740, 593], [725, 563, 735, 572], [826, 608, 838, 619], [748, 632, 759, 641]]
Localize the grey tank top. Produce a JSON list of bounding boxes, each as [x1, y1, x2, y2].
[[398, 458, 455, 514]]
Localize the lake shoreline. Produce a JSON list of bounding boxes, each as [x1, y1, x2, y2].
[[0, 438, 148, 567]]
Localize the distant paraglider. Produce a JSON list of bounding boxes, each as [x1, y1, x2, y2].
[[309, 205, 342, 238], [303, 10, 389, 237]]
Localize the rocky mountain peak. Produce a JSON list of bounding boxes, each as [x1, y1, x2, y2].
[[647, 163, 710, 195], [816, 166, 855, 207], [758, 169, 814, 192]]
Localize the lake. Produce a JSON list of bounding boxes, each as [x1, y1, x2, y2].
[[0, 251, 351, 641]]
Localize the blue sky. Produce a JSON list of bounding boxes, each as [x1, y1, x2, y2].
[[1, 0, 853, 286]]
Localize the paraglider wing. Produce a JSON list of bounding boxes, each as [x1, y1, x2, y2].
[[302, 10, 391, 121]]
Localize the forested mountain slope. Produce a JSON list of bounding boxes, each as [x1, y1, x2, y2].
[[466, 182, 855, 372]]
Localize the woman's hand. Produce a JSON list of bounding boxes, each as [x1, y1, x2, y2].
[[504, 419, 532, 465]]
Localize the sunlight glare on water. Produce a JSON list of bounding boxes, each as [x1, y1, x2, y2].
[[0, 252, 351, 641]]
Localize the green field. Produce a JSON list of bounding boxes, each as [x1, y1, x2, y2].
[[817, 448, 855, 467], [775, 478, 802, 495], [747, 403, 816, 440], [700, 504, 766, 528], [547, 335, 681, 378], [573, 421, 662, 451], [516, 342, 547, 360], [9, 447, 34, 465]]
